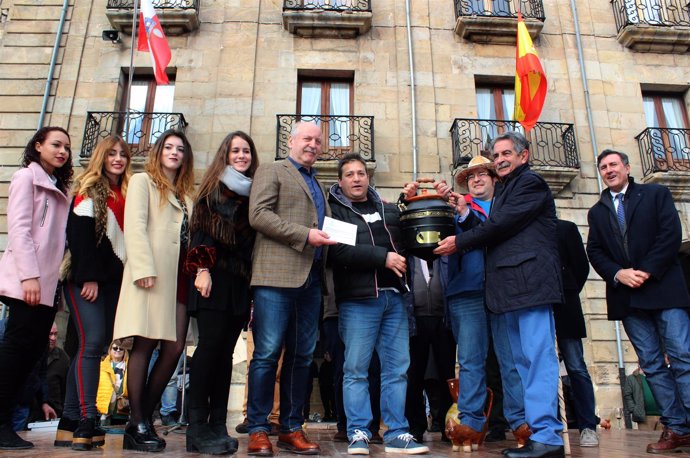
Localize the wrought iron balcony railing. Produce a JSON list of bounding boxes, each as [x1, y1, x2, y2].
[[283, 0, 371, 12], [636, 127, 690, 176], [276, 115, 374, 161], [107, 0, 199, 9], [450, 119, 578, 169], [611, 0, 690, 32], [454, 0, 545, 20], [81, 111, 188, 158]]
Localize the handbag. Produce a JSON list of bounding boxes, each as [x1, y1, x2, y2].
[[108, 372, 129, 415]]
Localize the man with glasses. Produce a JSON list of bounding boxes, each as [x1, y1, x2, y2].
[[435, 131, 564, 458]]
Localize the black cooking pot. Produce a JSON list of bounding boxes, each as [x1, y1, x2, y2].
[[399, 188, 455, 261]]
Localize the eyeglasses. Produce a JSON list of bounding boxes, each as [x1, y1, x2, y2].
[[111, 346, 123, 352], [465, 171, 490, 182]]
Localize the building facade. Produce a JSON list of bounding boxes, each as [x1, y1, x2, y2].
[[1, 0, 689, 418]]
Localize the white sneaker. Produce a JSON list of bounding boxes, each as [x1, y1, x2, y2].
[[579, 428, 599, 447]]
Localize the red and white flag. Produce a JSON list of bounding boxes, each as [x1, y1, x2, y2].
[[137, 0, 171, 85]]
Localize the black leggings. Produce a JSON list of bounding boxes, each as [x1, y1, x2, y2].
[[62, 281, 119, 420], [187, 309, 245, 423], [126, 301, 189, 424], [0, 297, 56, 424]]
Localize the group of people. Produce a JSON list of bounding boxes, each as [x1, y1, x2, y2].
[[0, 121, 686, 458]]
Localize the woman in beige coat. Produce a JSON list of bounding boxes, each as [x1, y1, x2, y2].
[[112, 129, 194, 453]]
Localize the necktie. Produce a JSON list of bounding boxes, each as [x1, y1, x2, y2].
[[616, 194, 625, 231]]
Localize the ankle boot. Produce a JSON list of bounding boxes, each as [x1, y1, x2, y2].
[[186, 423, 231, 455], [123, 421, 165, 452], [209, 407, 238, 453], [54, 417, 78, 447], [72, 417, 97, 451]]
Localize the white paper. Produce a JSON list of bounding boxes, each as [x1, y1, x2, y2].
[[323, 216, 357, 246]]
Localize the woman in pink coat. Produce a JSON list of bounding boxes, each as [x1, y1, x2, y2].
[[0, 126, 73, 450]]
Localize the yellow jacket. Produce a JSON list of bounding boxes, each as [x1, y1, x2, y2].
[[96, 353, 128, 415]]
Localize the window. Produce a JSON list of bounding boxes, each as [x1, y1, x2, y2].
[[476, 85, 517, 147], [463, 0, 511, 16], [118, 72, 176, 149], [624, 0, 663, 24], [642, 92, 690, 164], [297, 75, 353, 151]]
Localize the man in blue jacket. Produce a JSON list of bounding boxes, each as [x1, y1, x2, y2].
[[587, 149, 690, 454], [435, 132, 564, 458]]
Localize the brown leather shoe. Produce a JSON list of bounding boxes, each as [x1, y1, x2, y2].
[[446, 421, 483, 452], [647, 427, 690, 454], [512, 423, 532, 448], [248, 431, 273, 456], [277, 430, 320, 455]]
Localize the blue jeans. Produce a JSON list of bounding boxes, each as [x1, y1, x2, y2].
[[247, 267, 322, 434], [622, 308, 690, 435], [339, 290, 410, 442], [503, 305, 562, 446], [448, 291, 488, 432], [489, 311, 526, 430], [558, 337, 597, 431]]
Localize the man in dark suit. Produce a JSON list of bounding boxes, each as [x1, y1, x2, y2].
[[586, 149, 690, 454], [247, 121, 336, 456], [554, 219, 599, 447], [435, 131, 564, 458]]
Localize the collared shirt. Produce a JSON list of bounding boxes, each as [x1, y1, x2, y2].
[[610, 183, 629, 213], [287, 156, 326, 261]]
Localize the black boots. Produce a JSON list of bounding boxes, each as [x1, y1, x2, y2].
[[186, 407, 235, 455], [123, 421, 165, 452], [55, 416, 106, 449], [0, 423, 33, 450]]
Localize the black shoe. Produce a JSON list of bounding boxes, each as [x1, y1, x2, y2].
[[370, 431, 383, 444], [209, 422, 239, 454], [0, 423, 33, 450], [186, 424, 232, 455], [160, 412, 178, 426], [123, 422, 165, 452], [235, 418, 249, 434], [503, 440, 565, 458], [54, 417, 78, 447], [485, 427, 507, 442], [72, 417, 97, 451], [410, 431, 425, 443]]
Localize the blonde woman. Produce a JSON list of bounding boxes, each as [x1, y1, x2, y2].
[[57, 136, 132, 451], [113, 129, 195, 452], [96, 340, 129, 423]]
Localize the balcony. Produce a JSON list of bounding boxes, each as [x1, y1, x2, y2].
[[611, 0, 690, 53], [276, 114, 375, 183], [637, 127, 690, 201], [453, 0, 545, 44], [450, 119, 579, 194], [282, 0, 372, 38], [81, 111, 188, 163], [105, 0, 200, 36]]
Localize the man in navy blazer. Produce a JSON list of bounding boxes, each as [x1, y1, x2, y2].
[[586, 149, 690, 454]]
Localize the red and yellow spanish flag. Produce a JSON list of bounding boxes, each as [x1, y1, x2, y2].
[[513, 13, 547, 133]]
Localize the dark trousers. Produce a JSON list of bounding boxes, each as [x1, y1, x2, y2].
[[63, 281, 120, 420], [322, 317, 381, 433], [0, 297, 57, 424], [405, 316, 455, 436], [188, 309, 245, 425]]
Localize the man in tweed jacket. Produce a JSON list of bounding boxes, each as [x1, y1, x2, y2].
[[246, 121, 335, 456]]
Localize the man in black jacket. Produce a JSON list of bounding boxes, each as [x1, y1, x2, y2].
[[586, 149, 690, 454], [554, 219, 599, 447], [328, 153, 428, 455], [436, 131, 564, 458]]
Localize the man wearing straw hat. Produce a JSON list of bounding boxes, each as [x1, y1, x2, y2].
[[434, 131, 564, 458], [406, 155, 528, 453]]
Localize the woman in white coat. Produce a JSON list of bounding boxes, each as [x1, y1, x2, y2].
[[113, 129, 195, 452]]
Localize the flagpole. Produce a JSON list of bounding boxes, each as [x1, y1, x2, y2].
[[124, 0, 139, 146]]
